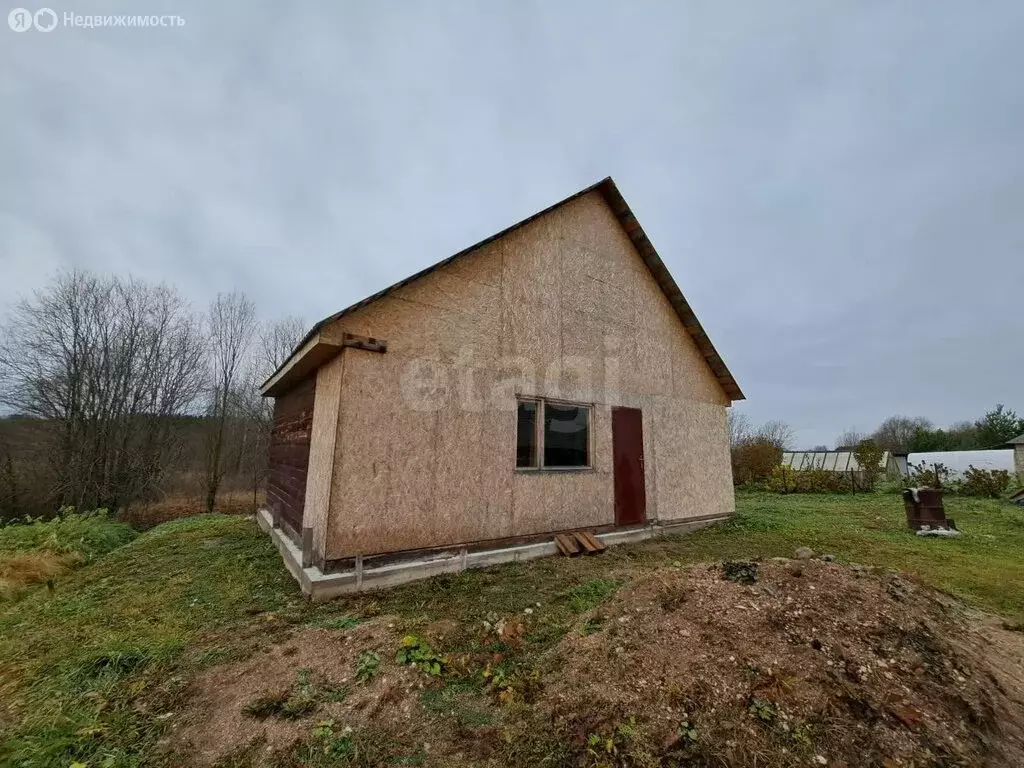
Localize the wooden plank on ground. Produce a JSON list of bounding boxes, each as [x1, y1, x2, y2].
[[579, 531, 607, 553], [573, 532, 601, 554], [555, 534, 581, 557]]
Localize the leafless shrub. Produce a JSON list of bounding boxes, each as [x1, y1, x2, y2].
[[729, 414, 792, 485], [732, 440, 782, 485]]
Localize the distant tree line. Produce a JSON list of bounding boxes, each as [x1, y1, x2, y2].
[[836, 405, 1024, 454], [729, 402, 1022, 488], [0, 270, 305, 522]]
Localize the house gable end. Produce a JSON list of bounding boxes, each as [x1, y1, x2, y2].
[[264, 178, 741, 403], [320, 188, 733, 405]]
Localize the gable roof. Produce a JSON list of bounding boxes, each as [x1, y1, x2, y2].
[[262, 177, 744, 400], [1007, 434, 1024, 446]]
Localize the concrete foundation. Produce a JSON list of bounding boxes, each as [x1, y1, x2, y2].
[[256, 508, 727, 601]]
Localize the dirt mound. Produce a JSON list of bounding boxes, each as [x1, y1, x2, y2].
[[164, 621, 428, 765], [164, 560, 1024, 767], [525, 559, 1024, 767]]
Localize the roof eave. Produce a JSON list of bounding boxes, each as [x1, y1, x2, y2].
[[260, 333, 342, 398]]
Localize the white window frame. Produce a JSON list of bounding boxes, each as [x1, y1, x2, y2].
[[515, 396, 593, 471]]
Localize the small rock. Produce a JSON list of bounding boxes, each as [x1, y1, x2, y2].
[[795, 547, 815, 560], [814, 756, 827, 766], [789, 562, 804, 577], [523, 608, 533, 615], [819, 554, 836, 562]]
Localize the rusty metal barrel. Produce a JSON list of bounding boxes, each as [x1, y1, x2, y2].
[[902, 488, 946, 531]]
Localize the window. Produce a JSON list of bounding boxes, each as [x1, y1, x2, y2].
[[515, 398, 591, 469], [516, 400, 538, 468]]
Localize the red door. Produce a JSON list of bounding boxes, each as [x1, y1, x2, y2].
[[612, 407, 646, 526]]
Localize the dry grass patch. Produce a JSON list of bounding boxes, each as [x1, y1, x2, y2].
[[0, 550, 80, 593], [121, 490, 263, 529]]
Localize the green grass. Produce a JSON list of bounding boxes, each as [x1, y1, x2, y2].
[[0, 514, 299, 767], [0, 492, 1022, 766], [0, 510, 136, 560], [680, 492, 1024, 619], [419, 680, 494, 727]]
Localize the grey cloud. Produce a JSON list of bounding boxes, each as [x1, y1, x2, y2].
[[2, 0, 1022, 447]]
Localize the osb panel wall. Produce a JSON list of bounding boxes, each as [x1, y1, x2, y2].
[[266, 377, 316, 541], [1015, 445, 1024, 481], [302, 354, 345, 564], [322, 191, 734, 559]]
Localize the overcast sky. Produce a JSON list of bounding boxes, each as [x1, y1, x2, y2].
[[2, 1, 1022, 448]]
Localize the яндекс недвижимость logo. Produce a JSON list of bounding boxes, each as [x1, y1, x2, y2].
[[8, 8, 184, 31], [8, 7, 57, 32]]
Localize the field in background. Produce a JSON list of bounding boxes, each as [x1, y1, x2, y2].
[[119, 488, 264, 530], [0, 415, 269, 525], [0, 491, 1021, 765]]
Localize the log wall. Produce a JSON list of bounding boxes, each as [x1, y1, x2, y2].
[[266, 377, 316, 540]]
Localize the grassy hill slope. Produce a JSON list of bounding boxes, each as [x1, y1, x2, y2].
[[0, 493, 1022, 766]]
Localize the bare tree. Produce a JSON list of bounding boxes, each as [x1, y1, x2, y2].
[[835, 429, 867, 450], [757, 420, 795, 451], [727, 410, 753, 448], [232, 317, 306, 504], [0, 270, 206, 511], [872, 415, 932, 454], [203, 291, 256, 513], [258, 315, 306, 381], [0, 427, 17, 520]]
